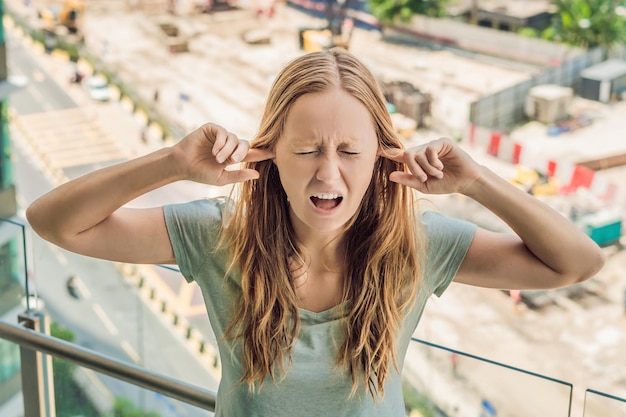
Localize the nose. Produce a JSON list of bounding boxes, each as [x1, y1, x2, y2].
[[315, 153, 341, 182]]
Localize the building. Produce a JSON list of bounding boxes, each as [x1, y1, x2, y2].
[[580, 59, 626, 103], [449, 0, 554, 32]]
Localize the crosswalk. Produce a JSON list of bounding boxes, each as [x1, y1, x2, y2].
[[12, 107, 128, 183]]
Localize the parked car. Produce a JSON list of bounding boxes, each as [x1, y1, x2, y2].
[[84, 75, 111, 102], [22, 294, 45, 311]]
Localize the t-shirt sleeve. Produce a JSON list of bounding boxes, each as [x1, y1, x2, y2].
[[163, 198, 226, 283], [422, 210, 476, 297]]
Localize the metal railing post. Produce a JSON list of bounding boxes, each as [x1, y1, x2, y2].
[[0, 319, 217, 411], [18, 312, 56, 417]]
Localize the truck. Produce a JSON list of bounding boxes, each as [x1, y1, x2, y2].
[[38, 0, 85, 36]]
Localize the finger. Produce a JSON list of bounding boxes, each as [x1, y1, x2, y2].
[[214, 132, 240, 164], [218, 168, 260, 185], [229, 139, 250, 163], [424, 146, 444, 171], [377, 147, 405, 162], [243, 148, 275, 163], [389, 171, 426, 190], [413, 150, 443, 179], [209, 125, 229, 158], [404, 156, 428, 183]]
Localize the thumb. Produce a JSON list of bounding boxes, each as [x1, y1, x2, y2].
[[221, 168, 260, 185]]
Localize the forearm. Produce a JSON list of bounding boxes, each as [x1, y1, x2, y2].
[[464, 165, 605, 281], [26, 147, 182, 244]]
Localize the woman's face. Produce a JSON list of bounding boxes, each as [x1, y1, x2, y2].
[[274, 87, 379, 240]]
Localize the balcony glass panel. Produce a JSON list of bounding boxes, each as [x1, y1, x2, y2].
[[405, 338, 573, 417], [0, 218, 27, 317], [23, 229, 221, 392], [0, 339, 23, 417], [583, 389, 626, 416], [50, 355, 214, 417]]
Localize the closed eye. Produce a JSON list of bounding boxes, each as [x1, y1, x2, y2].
[[295, 151, 317, 155]]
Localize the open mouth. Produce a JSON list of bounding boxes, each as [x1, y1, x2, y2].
[[310, 193, 343, 210]]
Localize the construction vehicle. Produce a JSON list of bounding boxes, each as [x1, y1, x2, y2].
[[510, 165, 559, 196], [38, 0, 85, 36]]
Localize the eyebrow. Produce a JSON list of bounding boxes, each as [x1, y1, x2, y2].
[[288, 138, 361, 148]]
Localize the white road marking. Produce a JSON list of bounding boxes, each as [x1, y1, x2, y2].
[[121, 340, 141, 364], [73, 275, 92, 299], [93, 303, 119, 336], [80, 367, 115, 404]]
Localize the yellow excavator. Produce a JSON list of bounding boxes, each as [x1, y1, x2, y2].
[[38, 0, 85, 35], [510, 166, 559, 196]]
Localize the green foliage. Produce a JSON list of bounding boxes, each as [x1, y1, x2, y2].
[[111, 397, 161, 417], [402, 379, 439, 417], [517, 27, 539, 38], [50, 321, 76, 342], [367, 0, 449, 24], [543, 0, 626, 50], [49, 322, 100, 417]]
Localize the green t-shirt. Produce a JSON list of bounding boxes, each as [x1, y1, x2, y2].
[[164, 198, 475, 416]]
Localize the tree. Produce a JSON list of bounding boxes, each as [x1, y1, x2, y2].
[[50, 322, 100, 417], [111, 397, 161, 417], [543, 0, 626, 54], [367, 0, 449, 25]]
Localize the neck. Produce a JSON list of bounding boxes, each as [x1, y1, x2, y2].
[[291, 222, 345, 272]]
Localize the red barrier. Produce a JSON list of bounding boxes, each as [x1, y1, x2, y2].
[[512, 143, 522, 164], [570, 165, 595, 190], [487, 132, 501, 157]]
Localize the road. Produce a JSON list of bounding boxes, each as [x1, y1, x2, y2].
[[7, 28, 218, 416]]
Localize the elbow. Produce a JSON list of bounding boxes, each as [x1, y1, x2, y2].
[[561, 245, 606, 287], [26, 201, 59, 243], [578, 246, 606, 282], [25, 203, 43, 236]]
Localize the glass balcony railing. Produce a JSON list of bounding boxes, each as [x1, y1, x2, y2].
[[406, 338, 574, 417], [2, 218, 625, 416], [3, 312, 626, 417], [0, 312, 216, 417], [583, 388, 626, 417]]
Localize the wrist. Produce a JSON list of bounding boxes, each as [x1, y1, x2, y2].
[[160, 146, 189, 182], [460, 165, 492, 200]]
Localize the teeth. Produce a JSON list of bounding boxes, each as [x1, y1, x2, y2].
[[313, 193, 340, 200]]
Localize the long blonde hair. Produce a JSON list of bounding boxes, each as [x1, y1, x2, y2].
[[223, 48, 422, 399]]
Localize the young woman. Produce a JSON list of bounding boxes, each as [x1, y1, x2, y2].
[[26, 48, 605, 416]]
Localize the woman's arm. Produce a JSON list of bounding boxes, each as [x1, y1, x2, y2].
[[26, 123, 269, 265], [27, 148, 181, 264], [454, 166, 605, 289], [381, 138, 605, 290]]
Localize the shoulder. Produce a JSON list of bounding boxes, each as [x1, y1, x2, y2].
[[420, 210, 477, 296], [163, 197, 233, 282], [163, 197, 230, 251], [422, 210, 476, 243], [164, 197, 230, 222]]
